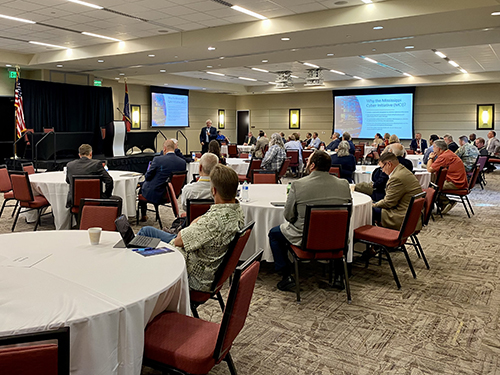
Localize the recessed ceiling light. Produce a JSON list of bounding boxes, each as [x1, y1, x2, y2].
[[82, 32, 121, 42], [56, 64, 63, 68], [97, 59, 104, 63], [291, 49, 297, 52], [115, 78, 120, 80], [303, 62, 319, 68], [230, 5, 267, 20], [290, 75, 299, 79], [208, 46, 216, 51], [262, 59, 268, 63], [0, 14, 35, 24], [207, 65, 213, 68], [459, 68, 468, 74], [434, 50, 447, 59], [403, 73, 412, 77], [252, 68, 269, 73], [202, 88, 206, 90], [353, 76, 363, 79], [327, 53, 334, 56], [238, 76, 257, 81], [119, 73, 125, 75], [219, 57, 225, 59], [68, 0, 103, 9], [148, 54, 155, 57], [362, 0, 373, 3], [164, 83, 169, 86], [268, 82, 277, 84], [448, 60, 459, 67], [405, 45, 414, 49], [281, 37, 290, 41], [5, 64, 12, 67], [160, 69, 166, 73], [29, 41, 68, 49], [363, 57, 378, 64], [373, 26, 383, 30], [491, 11, 500, 16], [207, 71, 225, 76], [330, 69, 345, 75]]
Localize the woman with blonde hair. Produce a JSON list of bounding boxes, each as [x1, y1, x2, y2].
[[389, 134, 400, 144], [261, 133, 286, 172]]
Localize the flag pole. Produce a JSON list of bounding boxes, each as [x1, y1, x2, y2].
[[13, 65, 20, 159]]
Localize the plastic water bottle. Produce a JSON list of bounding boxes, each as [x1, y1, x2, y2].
[[192, 152, 196, 161], [417, 160, 422, 170], [241, 181, 249, 202], [287, 182, 291, 195]]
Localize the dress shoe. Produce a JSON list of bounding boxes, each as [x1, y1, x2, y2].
[[140, 215, 148, 222], [277, 276, 296, 291]]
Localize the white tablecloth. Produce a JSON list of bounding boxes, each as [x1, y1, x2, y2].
[[239, 184, 372, 263], [0, 230, 189, 375], [26, 170, 141, 230], [364, 146, 377, 157], [187, 158, 250, 180], [353, 165, 431, 189], [406, 154, 424, 168], [220, 145, 253, 156]]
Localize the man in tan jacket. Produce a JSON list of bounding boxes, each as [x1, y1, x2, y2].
[[373, 153, 423, 230]]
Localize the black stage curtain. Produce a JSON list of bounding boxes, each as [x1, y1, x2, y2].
[[20, 79, 113, 154]]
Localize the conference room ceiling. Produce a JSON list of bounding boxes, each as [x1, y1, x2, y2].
[[2, 0, 500, 94]]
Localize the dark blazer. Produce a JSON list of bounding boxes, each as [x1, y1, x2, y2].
[[448, 141, 459, 153], [199, 126, 217, 145], [410, 139, 428, 152], [326, 138, 340, 151], [244, 135, 257, 145], [347, 140, 356, 155], [331, 154, 356, 183], [398, 156, 413, 172], [142, 152, 186, 204], [479, 147, 488, 156], [65, 157, 113, 207], [371, 167, 389, 202]]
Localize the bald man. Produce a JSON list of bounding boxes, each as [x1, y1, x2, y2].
[[139, 139, 186, 221]]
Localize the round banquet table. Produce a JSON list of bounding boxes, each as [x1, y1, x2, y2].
[[187, 158, 250, 180], [353, 165, 431, 189], [220, 145, 254, 156], [26, 170, 142, 230], [363, 145, 377, 157], [406, 154, 424, 168], [239, 184, 372, 263], [0, 230, 189, 375]]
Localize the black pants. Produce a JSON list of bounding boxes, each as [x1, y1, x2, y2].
[[201, 143, 208, 154]]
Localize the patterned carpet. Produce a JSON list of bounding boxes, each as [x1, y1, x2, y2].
[[2, 172, 500, 374]]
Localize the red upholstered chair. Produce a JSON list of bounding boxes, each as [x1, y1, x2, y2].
[[71, 175, 102, 224], [329, 165, 342, 177], [0, 164, 17, 219], [441, 163, 481, 218], [469, 155, 488, 189], [43, 127, 54, 133], [78, 198, 122, 231], [22, 162, 35, 175], [262, 144, 269, 157], [301, 149, 314, 174], [190, 221, 255, 318], [354, 150, 363, 164], [239, 153, 249, 158], [277, 157, 291, 183], [406, 187, 437, 269], [9, 171, 51, 232], [186, 199, 214, 226], [433, 167, 448, 218], [354, 192, 426, 289], [406, 149, 415, 155], [227, 144, 238, 158], [167, 181, 180, 219], [288, 204, 353, 303], [143, 250, 262, 375], [169, 171, 188, 199], [0, 327, 69, 375], [286, 150, 299, 172], [252, 169, 278, 184], [238, 158, 261, 183], [355, 144, 365, 156]]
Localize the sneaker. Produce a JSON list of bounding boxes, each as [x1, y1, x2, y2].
[[277, 276, 296, 291], [140, 216, 148, 222]]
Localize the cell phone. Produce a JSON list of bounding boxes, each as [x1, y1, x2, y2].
[[270, 202, 286, 207]]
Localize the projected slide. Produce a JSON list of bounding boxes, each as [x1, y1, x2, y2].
[[335, 93, 413, 139], [152, 92, 189, 127]]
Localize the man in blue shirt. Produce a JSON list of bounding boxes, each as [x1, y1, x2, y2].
[[326, 132, 341, 151], [423, 134, 439, 165], [307, 132, 321, 149]]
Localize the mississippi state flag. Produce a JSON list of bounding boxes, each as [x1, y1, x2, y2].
[[15, 72, 27, 138], [123, 82, 131, 132]]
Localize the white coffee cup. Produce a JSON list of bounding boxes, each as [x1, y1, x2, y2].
[[88, 227, 102, 245], [362, 165, 367, 172]]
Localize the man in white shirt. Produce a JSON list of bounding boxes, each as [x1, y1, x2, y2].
[[486, 131, 500, 156], [180, 153, 218, 211], [306, 132, 321, 149]]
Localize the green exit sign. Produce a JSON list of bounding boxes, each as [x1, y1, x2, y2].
[[94, 79, 102, 86], [8, 71, 16, 79]]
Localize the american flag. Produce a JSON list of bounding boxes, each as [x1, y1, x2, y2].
[[15, 72, 27, 138], [123, 82, 131, 132]]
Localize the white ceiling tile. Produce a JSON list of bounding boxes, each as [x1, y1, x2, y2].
[[185, 1, 226, 12], [3, 0, 48, 11], [179, 13, 216, 22], [159, 5, 197, 16], [288, 3, 328, 13], [198, 18, 232, 27], [175, 22, 205, 31]]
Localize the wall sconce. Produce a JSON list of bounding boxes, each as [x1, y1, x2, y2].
[[477, 104, 494, 130], [218, 109, 225, 129], [289, 109, 300, 129], [131, 105, 141, 129]]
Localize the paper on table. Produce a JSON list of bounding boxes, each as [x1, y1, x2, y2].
[[0, 253, 52, 268]]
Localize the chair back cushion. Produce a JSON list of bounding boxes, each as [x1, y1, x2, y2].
[[167, 182, 180, 218], [10, 172, 33, 202], [303, 206, 350, 251], [22, 164, 35, 175], [286, 150, 299, 165], [79, 205, 119, 231], [0, 165, 12, 192], [73, 177, 101, 209], [435, 167, 448, 191], [246, 159, 262, 179], [423, 187, 437, 225], [477, 155, 488, 171], [0, 344, 58, 375], [468, 164, 481, 190], [399, 194, 426, 240], [187, 199, 213, 225], [215, 259, 260, 361], [329, 167, 340, 177], [278, 158, 291, 179], [227, 144, 238, 157], [252, 170, 277, 184], [170, 172, 187, 198]]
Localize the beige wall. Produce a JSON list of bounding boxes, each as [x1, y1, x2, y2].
[[1, 68, 499, 149]]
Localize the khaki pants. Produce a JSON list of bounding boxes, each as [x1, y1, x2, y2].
[[439, 180, 458, 207]]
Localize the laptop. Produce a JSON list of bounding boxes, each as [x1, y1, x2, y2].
[[114, 215, 161, 249]]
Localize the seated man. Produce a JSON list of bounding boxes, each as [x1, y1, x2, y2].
[[139, 139, 186, 221], [65, 144, 113, 207], [373, 153, 423, 230], [268, 151, 352, 291], [423, 134, 439, 165], [243, 131, 256, 146], [180, 153, 218, 211], [410, 133, 428, 154], [426, 139, 468, 214], [326, 132, 341, 151], [253, 131, 269, 158], [384, 143, 413, 172], [354, 166, 389, 202], [341, 132, 356, 155], [476, 137, 488, 156], [306, 132, 321, 149], [138, 164, 244, 292], [284, 134, 303, 174], [456, 135, 479, 172], [444, 134, 459, 153]]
